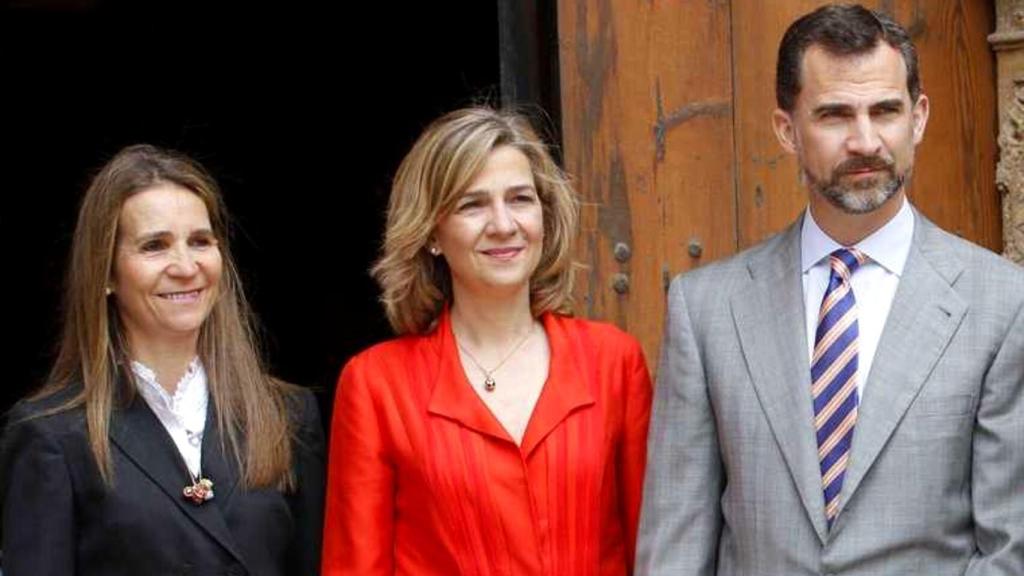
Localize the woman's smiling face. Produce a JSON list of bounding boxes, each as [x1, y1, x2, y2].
[[111, 182, 223, 352]]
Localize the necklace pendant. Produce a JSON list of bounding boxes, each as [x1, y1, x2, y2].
[[484, 376, 496, 392], [185, 429, 203, 447], [183, 477, 215, 505]]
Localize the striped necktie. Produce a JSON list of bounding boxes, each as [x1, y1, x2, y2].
[[812, 247, 866, 527]]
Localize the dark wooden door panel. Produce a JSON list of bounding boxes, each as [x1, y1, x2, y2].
[[558, 0, 998, 368]]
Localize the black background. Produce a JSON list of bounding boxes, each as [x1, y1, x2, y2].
[[1, 0, 501, 425]]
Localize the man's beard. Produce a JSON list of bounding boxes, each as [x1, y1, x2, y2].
[[803, 155, 908, 214]]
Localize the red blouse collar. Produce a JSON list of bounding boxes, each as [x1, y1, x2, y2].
[[426, 308, 595, 456]]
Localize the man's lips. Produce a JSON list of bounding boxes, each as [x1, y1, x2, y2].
[[838, 168, 884, 179]]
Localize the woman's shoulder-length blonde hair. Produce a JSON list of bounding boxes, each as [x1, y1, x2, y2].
[[41, 143, 294, 489], [371, 106, 580, 335]]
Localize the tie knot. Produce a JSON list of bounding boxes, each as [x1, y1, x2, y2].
[[829, 247, 866, 279]]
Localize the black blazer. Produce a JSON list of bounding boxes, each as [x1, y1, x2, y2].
[[0, 383, 325, 576]]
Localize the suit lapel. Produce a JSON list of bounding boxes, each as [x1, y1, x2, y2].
[[730, 220, 830, 543], [109, 394, 251, 572], [835, 215, 967, 520]]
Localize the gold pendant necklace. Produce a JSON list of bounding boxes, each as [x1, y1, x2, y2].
[[455, 323, 536, 393], [182, 466, 215, 505]]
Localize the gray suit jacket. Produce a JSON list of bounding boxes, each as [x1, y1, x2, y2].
[[636, 212, 1024, 575]]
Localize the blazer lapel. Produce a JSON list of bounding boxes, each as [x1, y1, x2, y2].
[[199, 401, 241, 515], [109, 394, 251, 572], [730, 219, 830, 543], [835, 215, 967, 521]]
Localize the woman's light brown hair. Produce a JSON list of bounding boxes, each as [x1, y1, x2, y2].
[[39, 144, 294, 488], [371, 107, 580, 334]]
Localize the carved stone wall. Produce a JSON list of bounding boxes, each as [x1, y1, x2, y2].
[[991, 0, 1024, 264]]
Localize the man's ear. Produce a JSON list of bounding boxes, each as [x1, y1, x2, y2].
[[772, 108, 799, 154], [911, 93, 929, 145]]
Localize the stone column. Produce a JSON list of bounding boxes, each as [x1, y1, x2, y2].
[[991, 0, 1024, 264]]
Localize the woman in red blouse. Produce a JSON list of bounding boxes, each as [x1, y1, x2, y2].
[[322, 107, 652, 575]]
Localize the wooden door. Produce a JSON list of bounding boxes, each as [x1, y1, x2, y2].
[[558, 0, 998, 367]]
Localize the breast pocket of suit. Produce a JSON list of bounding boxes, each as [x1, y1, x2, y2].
[[894, 393, 976, 501], [903, 393, 976, 441]]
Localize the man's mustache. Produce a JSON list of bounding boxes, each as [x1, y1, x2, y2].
[[834, 156, 895, 175]]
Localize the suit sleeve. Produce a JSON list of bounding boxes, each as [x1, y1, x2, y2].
[[635, 278, 723, 576], [0, 405, 76, 576], [321, 355, 394, 576], [285, 388, 327, 576], [618, 339, 653, 573], [965, 300, 1024, 574]]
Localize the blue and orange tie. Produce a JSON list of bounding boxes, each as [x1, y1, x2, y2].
[[812, 247, 867, 527]]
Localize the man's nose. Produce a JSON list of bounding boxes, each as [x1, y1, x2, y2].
[[846, 115, 883, 156]]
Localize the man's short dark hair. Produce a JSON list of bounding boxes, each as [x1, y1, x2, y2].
[[776, 3, 920, 112]]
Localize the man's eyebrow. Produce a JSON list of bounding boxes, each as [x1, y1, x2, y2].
[[869, 98, 905, 112], [811, 102, 853, 116]]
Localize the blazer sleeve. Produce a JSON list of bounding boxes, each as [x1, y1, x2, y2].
[[618, 338, 653, 572], [322, 354, 395, 576], [634, 278, 723, 576], [285, 388, 327, 576], [0, 404, 76, 576], [965, 300, 1024, 575]]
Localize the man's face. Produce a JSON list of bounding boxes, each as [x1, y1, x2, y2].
[[772, 42, 929, 215]]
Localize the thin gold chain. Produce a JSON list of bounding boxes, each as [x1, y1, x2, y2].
[[455, 323, 536, 392]]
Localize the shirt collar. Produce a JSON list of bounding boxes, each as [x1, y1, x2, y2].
[[800, 197, 914, 275], [131, 357, 207, 411]]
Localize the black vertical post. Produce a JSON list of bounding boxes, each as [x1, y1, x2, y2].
[[496, 0, 562, 161]]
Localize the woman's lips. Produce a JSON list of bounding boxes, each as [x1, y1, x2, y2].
[[158, 288, 203, 301], [481, 247, 523, 259]]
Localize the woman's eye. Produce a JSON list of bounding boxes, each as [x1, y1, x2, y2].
[[190, 235, 217, 248], [140, 240, 166, 252]]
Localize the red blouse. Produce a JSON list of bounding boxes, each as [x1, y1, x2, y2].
[[322, 311, 652, 575]]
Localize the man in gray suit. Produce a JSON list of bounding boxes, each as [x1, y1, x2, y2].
[[636, 4, 1024, 575]]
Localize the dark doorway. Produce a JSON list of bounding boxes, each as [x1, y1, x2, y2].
[[1, 1, 502, 423]]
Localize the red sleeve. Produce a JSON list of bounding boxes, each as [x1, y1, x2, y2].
[[618, 338, 653, 573], [322, 354, 395, 575]]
